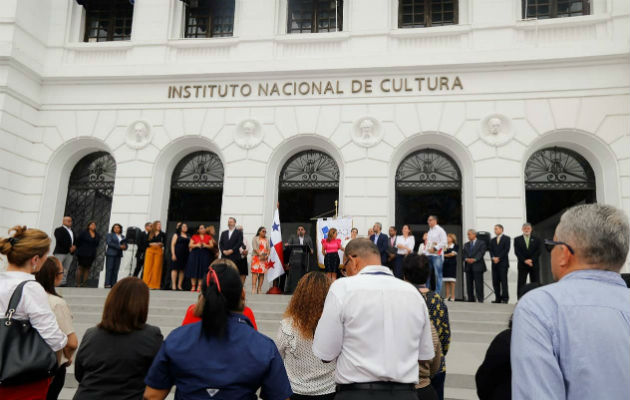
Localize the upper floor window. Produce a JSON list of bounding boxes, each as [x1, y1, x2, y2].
[[523, 0, 590, 19], [183, 0, 235, 38], [398, 0, 458, 28], [79, 0, 134, 42], [287, 0, 343, 34]]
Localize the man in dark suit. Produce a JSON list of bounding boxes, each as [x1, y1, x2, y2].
[[53, 216, 76, 286], [369, 222, 389, 266], [133, 222, 152, 278], [489, 224, 511, 303], [463, 229, 487, 303], [386, 226, 398, 271], [219, 217, 243, 264], [513, 222, 541, 296], [285, 225, 314, 292]]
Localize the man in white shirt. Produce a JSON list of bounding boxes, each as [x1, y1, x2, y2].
[[426, 215, 447, 293], [313, 238, 434, 399]]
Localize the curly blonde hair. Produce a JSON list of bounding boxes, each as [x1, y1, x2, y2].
[[284, 272, 331, 339]]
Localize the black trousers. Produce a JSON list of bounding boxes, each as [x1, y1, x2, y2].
[[417, 385, 438, 400], [517, 266, 540, 297], [47, 364, 66, 400], [133, 255, 144, 278], [335, 390, 418, 400], [466, 269, 484, 302], [292, 393, 336, 400], [491, 263, 509, 302]]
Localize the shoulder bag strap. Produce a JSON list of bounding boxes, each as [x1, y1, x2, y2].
[[5, 280, 31, 318]]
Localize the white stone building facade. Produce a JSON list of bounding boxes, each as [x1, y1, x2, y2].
[[1, 0, 629, 292]]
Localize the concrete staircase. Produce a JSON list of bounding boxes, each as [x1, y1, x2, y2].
[[56, 285, 513, 400]]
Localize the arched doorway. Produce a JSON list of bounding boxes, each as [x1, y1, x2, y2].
[[167, 151, 224, 237], [278, 150, 339, 254], [395, 149, 462, 246], [63, 151, 116, 287], [525, 146, 596, 282]]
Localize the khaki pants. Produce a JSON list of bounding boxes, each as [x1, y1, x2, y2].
[[55, 253, 73, 285]]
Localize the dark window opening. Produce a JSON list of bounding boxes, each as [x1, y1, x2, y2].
[[184, 0, 235, 38], [522, 0, 590, 19], [288, 0, 343, 34], [81, 0, 134, 42], [398, 0, 458, 28]]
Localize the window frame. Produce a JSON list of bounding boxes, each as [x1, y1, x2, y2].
[[82, 0, 135, 43], [183, 0, 235, 39], [397, 0, 459, 29], [521, 0, 591, 20], [286, 0, 344, 34]]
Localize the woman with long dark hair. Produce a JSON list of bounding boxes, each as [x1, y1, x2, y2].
[[105, 223, 127, 288], [276, 272, 336, 400], [144, 261, 292, 400], [75, 221, 100, 287], [186, 224, 212, 292], [170, 223, 190, 291], [73, 277, 163, 399], [34, 257, 78, 400]]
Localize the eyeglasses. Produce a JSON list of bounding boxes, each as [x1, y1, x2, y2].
[[343, 255, 356, 268], [544, 239, 575, 255]]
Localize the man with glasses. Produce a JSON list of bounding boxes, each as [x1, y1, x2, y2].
[[514, 223, 541, 296], [511, 204, 630, 399], [313, 239, 434, 400]]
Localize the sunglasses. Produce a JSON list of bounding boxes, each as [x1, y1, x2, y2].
[[544, 239, 575, 255]]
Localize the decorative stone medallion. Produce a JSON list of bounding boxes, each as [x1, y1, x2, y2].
[[352, 117, 382, 148], [125, 120, 153, 150], [235, 119, 263, 149], [480, 114, 513, 147]]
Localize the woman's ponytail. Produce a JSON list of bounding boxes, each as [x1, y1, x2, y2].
[[200, 261, 243, 338]]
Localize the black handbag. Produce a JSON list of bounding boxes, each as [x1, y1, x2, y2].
[[0, 280, 58, 386]]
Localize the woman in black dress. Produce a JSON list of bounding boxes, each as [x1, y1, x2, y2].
[[442, 233, 459, 301], [170, 223, 190, 291], [76, 221, 100, 287]]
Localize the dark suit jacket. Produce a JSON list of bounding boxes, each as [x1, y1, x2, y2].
[[513, 235, 541, 270], [463, 240, 487, 273], [489, 235, 511, 268], [136, 231, 149, 259], [370, 233, 389, 265], [53, 226, 75, 254], [106, 233, 126, 258], [287, 235, 313, 254], [219, 229, 243, 263], [475, 328, 512, 400]]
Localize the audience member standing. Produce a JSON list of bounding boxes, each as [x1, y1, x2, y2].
[[143, 221, 165, 290], [235, 225, 249, 284], [426, 216, 447, 295], [321, 228, 344, 283], [394, 224, 415, 279], [386, 226, 398, 271], [489, 224, 511, 303], [143, 261, 292, 400], [0, 226, 67, 399], [513, 223, 541, 295], [219, 217, 243, 265], [74, 277, 163, 399], [251, 226, 270, 294], [313, 239, 434, 400], [403, 254, 451, 400], [463, 229, 487, 303], [276, 272, 336, 400], [370, 222, 389, 266], [75, 221, 100, 287], [53, 216, 76, 286], [105, 223, 127, 289], [186, 225, 213, 292], [35, 257, 78, 400], [169, 223, 190, 291], [442, 234, 458, 302], [512, 204, 630, 400], [133, 222, 152, 278]]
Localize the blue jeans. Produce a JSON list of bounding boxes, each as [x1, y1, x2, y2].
[[105, 256, 122, 287], [427, 256, 444, 294]]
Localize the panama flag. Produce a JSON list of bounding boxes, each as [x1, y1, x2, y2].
[[266, 208, 285, 282]]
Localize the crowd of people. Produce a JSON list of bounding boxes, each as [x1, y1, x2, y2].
[[1, 203, 629, 400]]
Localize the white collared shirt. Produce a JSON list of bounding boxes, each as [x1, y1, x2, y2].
[[0, 271, 67, 352], [396, 235, 415, 255], [228, 228, 234, 239], [427, 225, 447, 257], [63, 225, 74, 243], [299, 236, 304, 245], [313, 265, 434, 384]]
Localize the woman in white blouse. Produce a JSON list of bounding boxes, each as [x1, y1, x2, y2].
[[394, 224, 415, 278], [417, 232, 429, 255], [0, 226, 67, 399], [276, 272, 336, 400]]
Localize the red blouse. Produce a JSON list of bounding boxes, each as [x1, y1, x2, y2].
[[191, 234, 211, 245], [182, 304, 258, 331]]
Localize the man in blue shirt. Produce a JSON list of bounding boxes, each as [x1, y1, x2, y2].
[[511, 204, 630, 400]]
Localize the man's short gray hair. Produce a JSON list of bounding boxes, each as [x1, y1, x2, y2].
[[374, 222, 382, 230], [522, 223, 532, 229], [556, 204, 630, 271], [467, 229, 477, 235]]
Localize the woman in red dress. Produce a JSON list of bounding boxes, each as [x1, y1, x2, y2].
[[250, 227, 270, 295]]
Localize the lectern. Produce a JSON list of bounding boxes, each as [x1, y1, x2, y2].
[[284, 244, 311, 293]]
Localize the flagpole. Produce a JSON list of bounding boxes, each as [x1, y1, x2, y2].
[[335, 200, 338, 219]]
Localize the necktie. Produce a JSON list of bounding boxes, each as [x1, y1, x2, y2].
[[497, 236, 500, 244], [525, 236, 530, 249]]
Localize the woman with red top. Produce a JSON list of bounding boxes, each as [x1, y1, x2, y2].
[[185, 225, 214, 292], [251, 226, 270, 295], [321, 228, 344, 282], [182, 259, 258, 330]]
